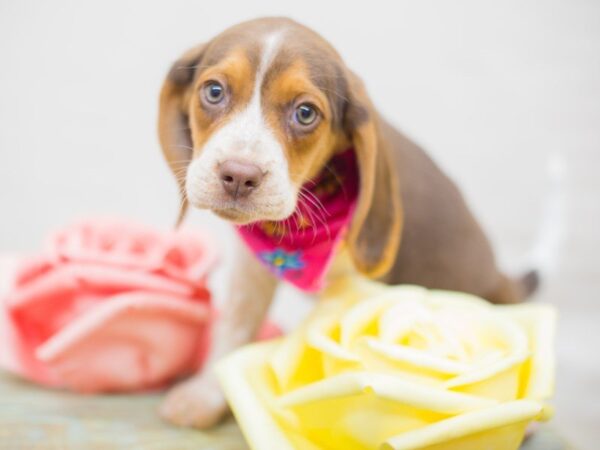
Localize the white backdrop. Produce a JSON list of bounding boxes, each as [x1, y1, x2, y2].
[[1, 1, 599, 447]]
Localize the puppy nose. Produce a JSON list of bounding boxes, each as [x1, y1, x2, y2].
[[218, 160, 264, 199]]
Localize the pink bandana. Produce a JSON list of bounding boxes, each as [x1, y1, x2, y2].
[[236, 149, 358, 292]]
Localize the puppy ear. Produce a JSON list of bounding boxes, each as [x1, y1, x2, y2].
[[344, 72, 403, 278], [158, 44, 206, 226]]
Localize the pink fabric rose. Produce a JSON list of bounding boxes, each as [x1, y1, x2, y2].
[[0, 218, 217, 393]]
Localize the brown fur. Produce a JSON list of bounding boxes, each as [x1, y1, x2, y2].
[[157, 17, 536, 429]]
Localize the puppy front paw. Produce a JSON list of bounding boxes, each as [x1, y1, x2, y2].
[[159, 375, 228, 429]]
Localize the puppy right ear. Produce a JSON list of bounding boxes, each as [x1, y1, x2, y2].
[[158, 44, 206, 226], [344, 70, 403, 279]]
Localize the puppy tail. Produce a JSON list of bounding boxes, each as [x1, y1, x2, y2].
[[518, 269, 540, 298], [519, 152, 567, 297]]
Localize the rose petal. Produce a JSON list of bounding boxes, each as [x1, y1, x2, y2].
[[499, 304, 557, 401], [383, 400, 543, 450], [35, 292, 210, 392], [218, 277, 556, 450]]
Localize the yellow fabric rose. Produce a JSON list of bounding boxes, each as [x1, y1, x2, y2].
[[217, 277, 556, 450]]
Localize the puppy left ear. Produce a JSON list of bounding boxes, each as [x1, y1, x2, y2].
[[344, 72, 403, 279], [158, 43, 206, 226]]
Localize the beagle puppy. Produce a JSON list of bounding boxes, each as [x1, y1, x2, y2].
[[157, 17, 538, 428]]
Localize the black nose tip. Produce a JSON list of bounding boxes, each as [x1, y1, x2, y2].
[[218, 160, 264, 199]]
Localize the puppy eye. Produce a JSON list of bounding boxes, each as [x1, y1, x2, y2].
[[294, 103, 318, 126], [203, 81, 225, 104]]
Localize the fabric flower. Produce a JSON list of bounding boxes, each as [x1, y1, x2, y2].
[[0, 218, 217, 392], [217, 277, 556, 450]]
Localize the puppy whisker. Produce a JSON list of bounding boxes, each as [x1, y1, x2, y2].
[[297, 196, 319, 242], [297, 191, 331, 242], [299, 189, 331, 231], [301, 187, 330, 218]]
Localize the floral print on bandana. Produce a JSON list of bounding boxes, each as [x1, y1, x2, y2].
[[237, 149, 359, 292], [259, 249, 305, 275]]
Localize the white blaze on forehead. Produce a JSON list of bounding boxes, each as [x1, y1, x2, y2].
[[194, 31, 285, 154], [245, 31, 284, 117], [256, 32, 284, 91], [211, 31, 285, 153], [186, 29, 297, 220]]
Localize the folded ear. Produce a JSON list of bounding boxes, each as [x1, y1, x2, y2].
[[158, 44, 206, 225], [344, 72, 403, 278]]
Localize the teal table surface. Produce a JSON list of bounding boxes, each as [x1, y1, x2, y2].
[[0, 372, 570, 450]]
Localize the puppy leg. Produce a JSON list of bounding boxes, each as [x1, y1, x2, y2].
[[160, 242, 278, 428]]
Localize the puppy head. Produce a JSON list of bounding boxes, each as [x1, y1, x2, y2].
[[158, 17, 402, 277]]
